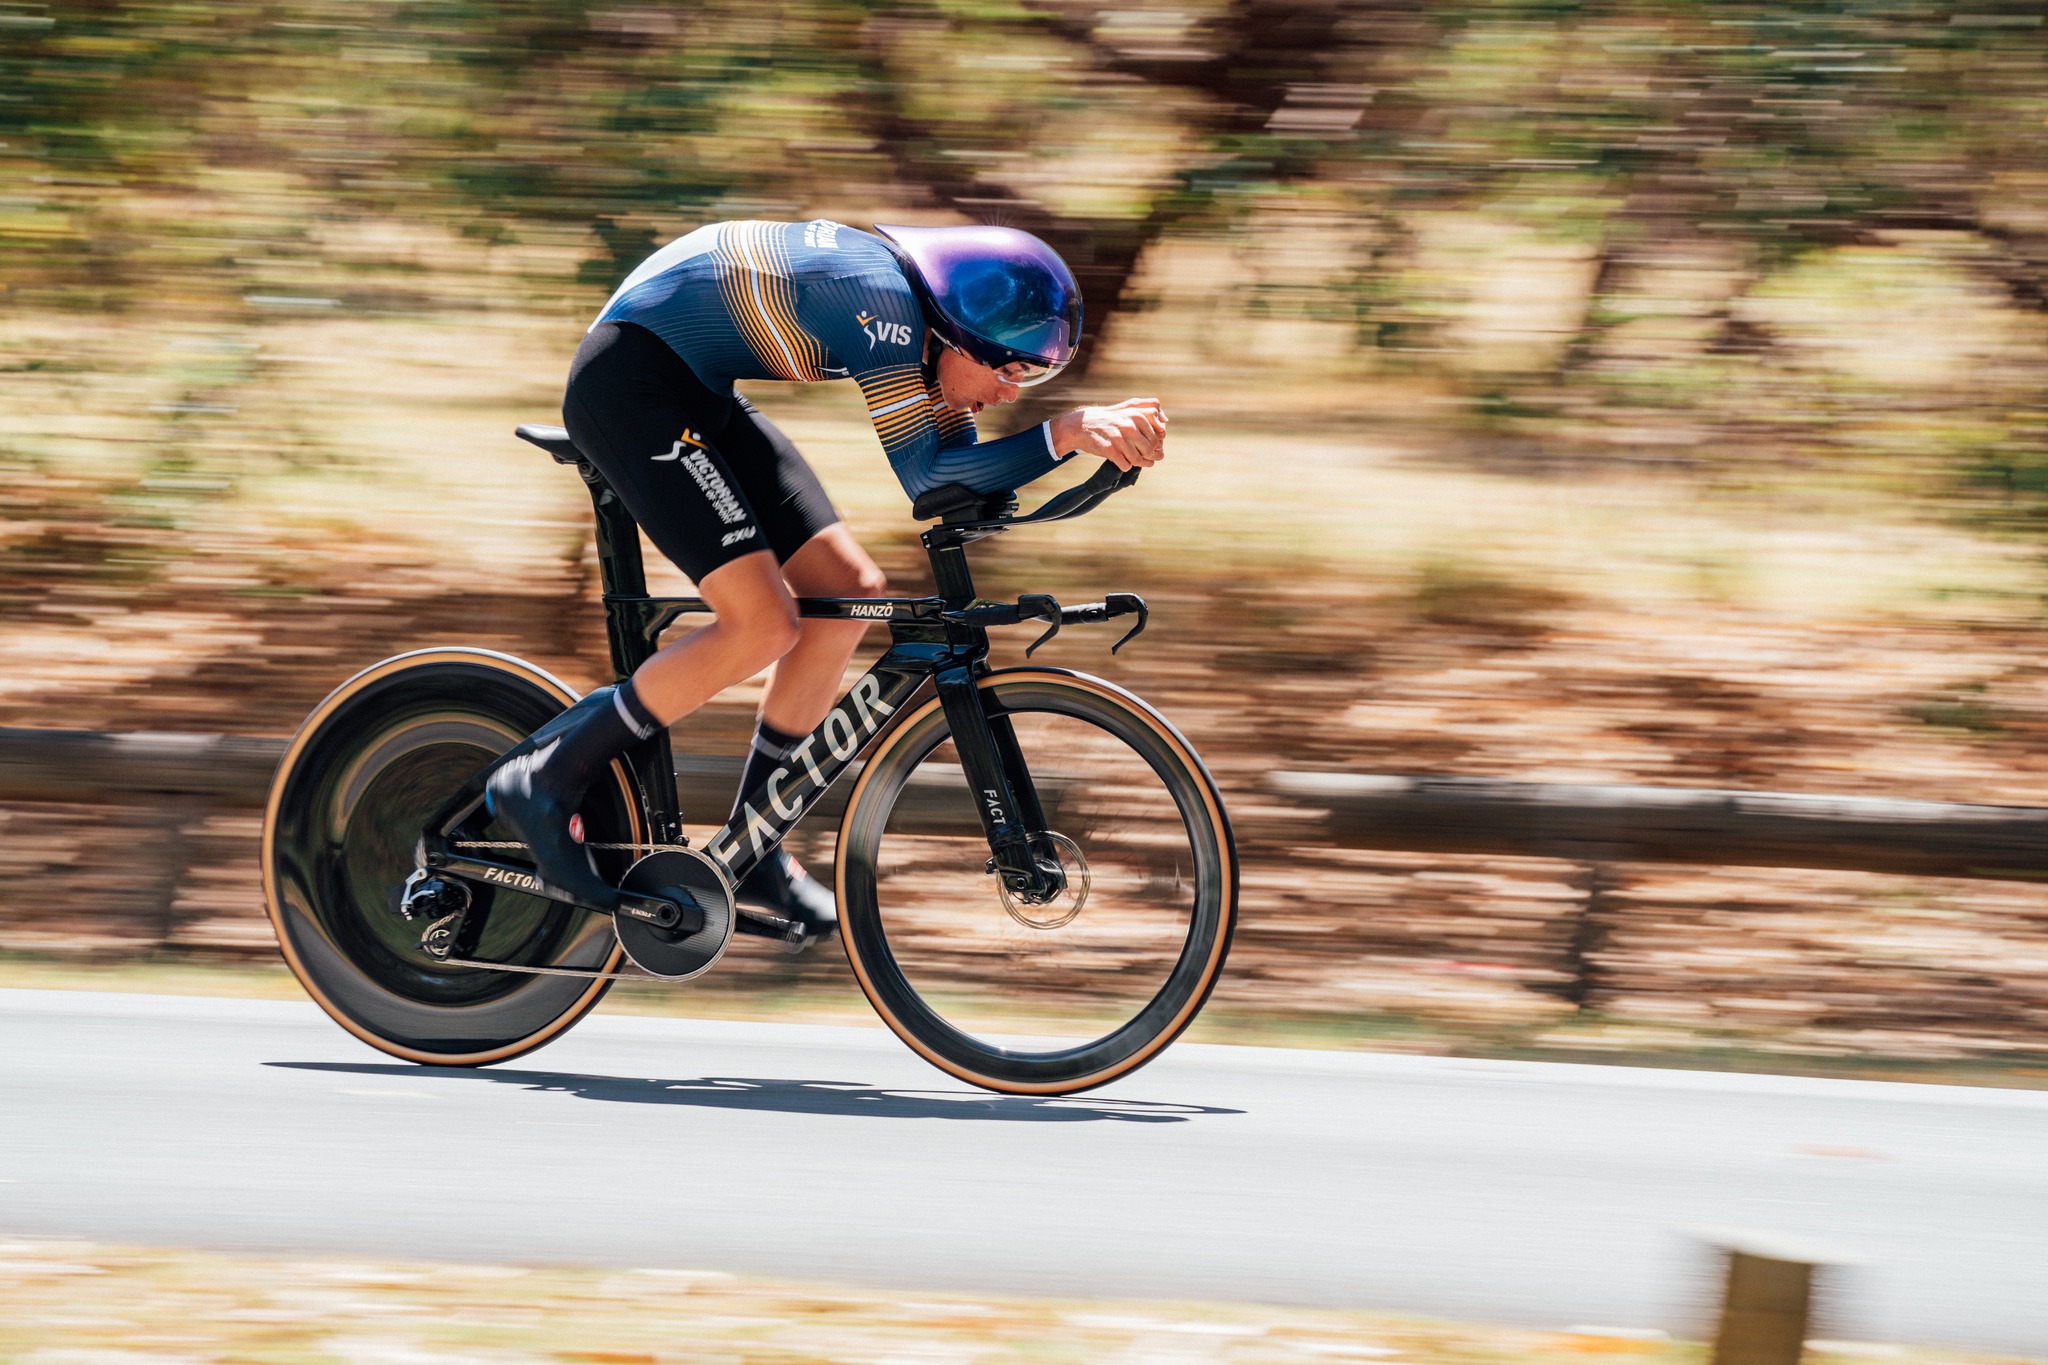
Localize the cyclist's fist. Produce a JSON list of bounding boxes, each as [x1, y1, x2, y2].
[[1051, 398, 1166, 471]]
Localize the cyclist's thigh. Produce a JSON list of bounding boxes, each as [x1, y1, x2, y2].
[[562, 321, 769, 583], [725, 396, 841, 566]]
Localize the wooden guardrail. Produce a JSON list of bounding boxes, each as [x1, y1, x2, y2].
[[1264, 772, 2048, 882], [0, 728, 288, 807], [6, 727, 2048, 882]]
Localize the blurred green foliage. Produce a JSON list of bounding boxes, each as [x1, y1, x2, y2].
[[6, 0, 2048, 522], [13, 3, 2047, 310]]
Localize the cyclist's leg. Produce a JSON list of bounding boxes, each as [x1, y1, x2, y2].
[[712, 399, 886, 930], [488, 323, 804, 905], [630, 552, 797, 721], [485, 556, 797, 909], [722, 397, 889, 734], [563, 322, 809, 720], [767, 524, 888, 727]]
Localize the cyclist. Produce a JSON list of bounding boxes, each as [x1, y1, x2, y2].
[[486, 220, 1167, 943]]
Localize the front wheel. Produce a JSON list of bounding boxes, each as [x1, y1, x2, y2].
[[262, 647, 645, 1066], [836, 668, 1238, 1094]]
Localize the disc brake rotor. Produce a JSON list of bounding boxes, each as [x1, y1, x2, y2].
[[997, 831, 1089, 930]]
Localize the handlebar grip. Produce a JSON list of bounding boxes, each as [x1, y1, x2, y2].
[[1059, 593, 1144, 625]]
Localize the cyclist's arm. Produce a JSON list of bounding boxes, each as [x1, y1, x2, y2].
[[859, 366, 1068, 496]]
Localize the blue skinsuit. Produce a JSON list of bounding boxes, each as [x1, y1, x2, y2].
[[594, 219, 1066, 500]]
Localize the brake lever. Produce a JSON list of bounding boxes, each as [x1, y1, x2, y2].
[[1107, 593, 1148, 653], [1020, 593, 1062, 657]]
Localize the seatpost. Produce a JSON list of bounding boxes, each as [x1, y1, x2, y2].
[[926, 540, 976, 608], [583, 469, 685, 844], [584, 473, 652, 675]]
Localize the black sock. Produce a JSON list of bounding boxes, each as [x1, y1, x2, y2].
[[529, 679, 661, 803], [731, 719, 805, 871]]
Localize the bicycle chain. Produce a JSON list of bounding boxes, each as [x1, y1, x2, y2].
[[418, 837, 702, 976], [437, 838, 772, 978], [450, 840, 693, 853], [441, 955, 670, 982]]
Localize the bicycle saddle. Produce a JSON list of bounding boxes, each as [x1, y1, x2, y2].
[[515, 424, 584, 465], [911, 483, 1019, 522]]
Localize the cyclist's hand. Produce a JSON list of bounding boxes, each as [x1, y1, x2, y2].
[[1050, 399, 1166, 471]]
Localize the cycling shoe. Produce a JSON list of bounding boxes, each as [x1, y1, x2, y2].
[[483, 741, 620, 913], [736, 850, 837, 945]]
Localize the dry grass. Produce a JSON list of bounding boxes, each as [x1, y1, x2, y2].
[[0, 1236, 2036, 1365]]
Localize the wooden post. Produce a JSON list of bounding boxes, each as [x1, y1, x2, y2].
[[1711, 1249, 1814, 1365]]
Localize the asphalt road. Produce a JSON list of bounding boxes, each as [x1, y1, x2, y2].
[[3, 988, 2044, 1353]]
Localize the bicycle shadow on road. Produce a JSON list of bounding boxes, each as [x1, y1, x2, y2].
[[269, 1062, 1240, 1123]]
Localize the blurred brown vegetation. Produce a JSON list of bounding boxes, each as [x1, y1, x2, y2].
[[8, 1, 2048, 1068], [14, 1, 2048, 562]]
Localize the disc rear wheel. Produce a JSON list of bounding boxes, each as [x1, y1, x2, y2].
[[262, 648, 644, 1065]]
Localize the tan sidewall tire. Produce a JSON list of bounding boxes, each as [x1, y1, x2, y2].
[[835, 667, 1237, 1094], [261, 647, 637, 1066]]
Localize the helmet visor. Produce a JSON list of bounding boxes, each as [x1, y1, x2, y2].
[[945, 250, 1081, 367], [878, 224, 1083, 370]]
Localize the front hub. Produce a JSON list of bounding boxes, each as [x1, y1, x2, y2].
[[995, 832, 1089, 930]]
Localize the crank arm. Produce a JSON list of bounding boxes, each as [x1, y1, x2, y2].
[[425, 849, 703, 933], [733, 904, 808, 950]]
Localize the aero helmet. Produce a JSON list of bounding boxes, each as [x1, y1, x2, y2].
[[872, 223, 1082, 386]]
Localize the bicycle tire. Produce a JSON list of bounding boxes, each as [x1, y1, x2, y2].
[[262, 647, 643, 1065], [836, 667, 1237, 1094]]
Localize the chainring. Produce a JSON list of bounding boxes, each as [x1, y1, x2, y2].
[[613, 848, 734, 980]]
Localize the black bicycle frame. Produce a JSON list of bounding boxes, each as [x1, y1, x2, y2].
[[580, 465, 1070, 903]]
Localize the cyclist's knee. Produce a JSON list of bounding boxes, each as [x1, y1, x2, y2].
[[783, 524, 886, 600], [801, 562, 887, 600], [701, 552, 801, 663], [728, 593, 800, 665], [756, 603, 802, 662]]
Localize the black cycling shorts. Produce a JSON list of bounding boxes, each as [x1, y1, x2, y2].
[[562, 321, 839, 583]]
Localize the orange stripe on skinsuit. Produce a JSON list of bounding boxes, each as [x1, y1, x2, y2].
[[726, 225, 805, 380], [758, 229, 827, 379]]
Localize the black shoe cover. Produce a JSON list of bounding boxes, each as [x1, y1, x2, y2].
[[484, 740, 620, 913], [736, 850, 837, 942]]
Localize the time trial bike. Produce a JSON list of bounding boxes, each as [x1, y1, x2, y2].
[[261, 424, 1237, 1095]]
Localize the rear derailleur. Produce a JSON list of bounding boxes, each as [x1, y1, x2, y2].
[[398, 868, 472, 960]]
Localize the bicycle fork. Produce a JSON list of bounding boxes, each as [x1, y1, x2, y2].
[[935, 666, 1068, 904]]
